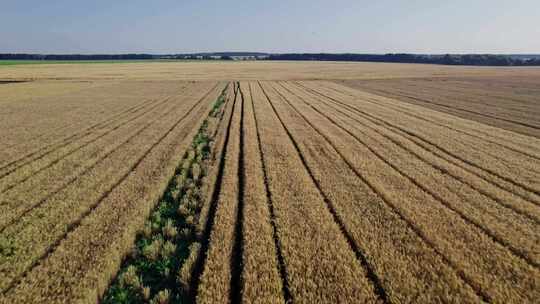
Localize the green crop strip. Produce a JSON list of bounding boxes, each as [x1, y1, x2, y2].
[[103, 86, 228, 304]]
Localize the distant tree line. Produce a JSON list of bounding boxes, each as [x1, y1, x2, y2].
[[2, 53, 540, 66], [266, 53, 540, 66], [0, 53, 238, 61], [0, 54, 157, 60]]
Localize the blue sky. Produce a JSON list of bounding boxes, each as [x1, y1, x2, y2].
[[1, 0, 539, 54]]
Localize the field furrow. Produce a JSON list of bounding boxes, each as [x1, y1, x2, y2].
[[0, 100, 175, 231], [300, 82, 540, 201], [190, 84, 238, 303], [284, 82, 540, 223], [0, 90, 153, 155], [2, 61, 540, 304], [0, 81, 188, 162], [1, 94, 168, 183], [197, 84, 242, 303], [303, 83, 540, 207], [240, 82, 285, 303], [195, 86, 237, 243], [0, 91, 178, 190], [0, 92, 168, 177], [0, 90, 195, 231], [283, 82, 540, 264], [387, 80, 540, 108], [0, 83, 220, 293], [362, 85, 540, 127], [0, 81, 121, 150], [252, 82, 380, 303], [318, 81, 540, 157], [315, 81, 540, 167], [0, 84, 211, 227], [0, 83, 225, 303], [337, 78, 540, 137], [279, 82, 539, 302], [0, 82, 181, 168], [267, 82, 481, 302]]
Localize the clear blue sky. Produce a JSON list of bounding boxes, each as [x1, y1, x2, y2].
[[1, 0, 539, 54]]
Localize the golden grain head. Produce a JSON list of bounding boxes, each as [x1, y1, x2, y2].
[[162, 220, 178, 239], [142, 286, 151, 301], [151, 289, 170, 304], [143, 223, 153, 238], [161, 241, 176, 259], [185, 215, 195, 227], [143, 238, 163, 261], [119, 265, 141, 289], [178, 205, 192, 217], [170, 189, 180, 201], [175, 175, 186, 191]]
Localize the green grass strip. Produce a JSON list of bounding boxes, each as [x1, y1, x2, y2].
[[103, 86, 228, 304]]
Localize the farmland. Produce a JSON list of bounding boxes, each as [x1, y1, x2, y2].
[[1, 61, 539, 303], [338, 77, 540, 138]]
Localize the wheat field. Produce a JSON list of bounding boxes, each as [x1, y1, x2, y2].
[[0, 61, 539, 303]]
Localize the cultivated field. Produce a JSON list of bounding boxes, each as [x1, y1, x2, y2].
[[1, 62, 539, 303], [338, 77, 540, 138], [0, 78, 227, 302]]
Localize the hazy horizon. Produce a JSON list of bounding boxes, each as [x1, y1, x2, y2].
[[2, 0, 539, 54]]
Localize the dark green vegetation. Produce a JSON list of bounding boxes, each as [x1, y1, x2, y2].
[[4, 52, 540, 66], [267, 53, 540, 66], [210, 93, 226, 117], [102, 88, 228, 304]]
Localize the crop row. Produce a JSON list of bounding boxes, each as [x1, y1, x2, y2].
[[192, 80, 539, 303], [0, 81, 188, 168], [340, 78, 540, 137], [280, 81, 540, 302], [0, 82, 226, 303], [195, 82, 381, 303], [103, 83, 231, 303]]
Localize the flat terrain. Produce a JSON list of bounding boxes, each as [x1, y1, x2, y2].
[[197, 81, 540, 303], [338, 77, 540, 137], [0, 61, 539, 303], [0, 78, 226, 302], [3, 60, 540, 81]]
